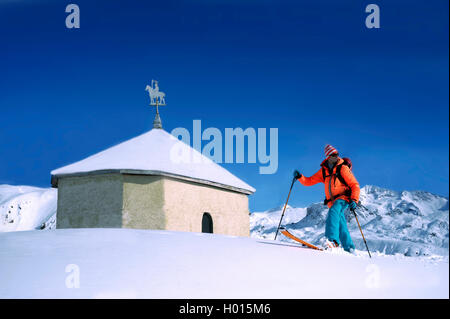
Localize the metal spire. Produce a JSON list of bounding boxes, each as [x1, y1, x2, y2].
[[153, 98, 162, 129]]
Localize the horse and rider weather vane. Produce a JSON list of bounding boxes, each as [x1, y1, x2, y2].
[[145, 80, 166, 129]]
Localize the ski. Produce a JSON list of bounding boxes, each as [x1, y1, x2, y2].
[[280, 228, 323, 251]]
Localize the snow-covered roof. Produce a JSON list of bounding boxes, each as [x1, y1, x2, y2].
[[51, 129, 255, 194]]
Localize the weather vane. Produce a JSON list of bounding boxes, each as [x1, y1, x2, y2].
[[145, 80, 166, 129]]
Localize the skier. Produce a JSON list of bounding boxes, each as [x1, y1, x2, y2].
[[293, 145, 360, 253]]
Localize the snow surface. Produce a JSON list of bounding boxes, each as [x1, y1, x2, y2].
[[251, 185, 449, 257], [51, 129, 255, 193], [0, 185, 56, 232], [0, 228, 447, 299]]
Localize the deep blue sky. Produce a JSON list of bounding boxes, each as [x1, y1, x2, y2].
[[0, 0, 448, 211]]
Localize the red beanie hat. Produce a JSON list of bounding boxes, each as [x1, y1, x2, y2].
[[324, 144, 338, 157]]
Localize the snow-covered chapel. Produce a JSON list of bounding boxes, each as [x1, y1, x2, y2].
[[51, 128, 255, 236], [50, 84, 255, 236]]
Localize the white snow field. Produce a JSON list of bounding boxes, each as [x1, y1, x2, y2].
[[0, 228, 448, 299]]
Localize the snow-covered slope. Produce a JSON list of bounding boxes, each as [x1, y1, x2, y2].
[[0, 229, 447, 298], [0, 185, 57, 232], [251, 185, 449, 257]]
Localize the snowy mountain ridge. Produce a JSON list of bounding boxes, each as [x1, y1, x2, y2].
[[251, 185, 449, 257], [0, 185, 56, 232]]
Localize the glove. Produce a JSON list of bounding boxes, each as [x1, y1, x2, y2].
[[293, 170, 302, 180], [349, 201, 357, 210]]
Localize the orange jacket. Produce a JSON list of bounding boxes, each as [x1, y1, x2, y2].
[[298, 157, 360, 208]]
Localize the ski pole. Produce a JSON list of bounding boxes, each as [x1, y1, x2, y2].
[[274, 177, 296, 240], [351, 208, 371, 258]]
